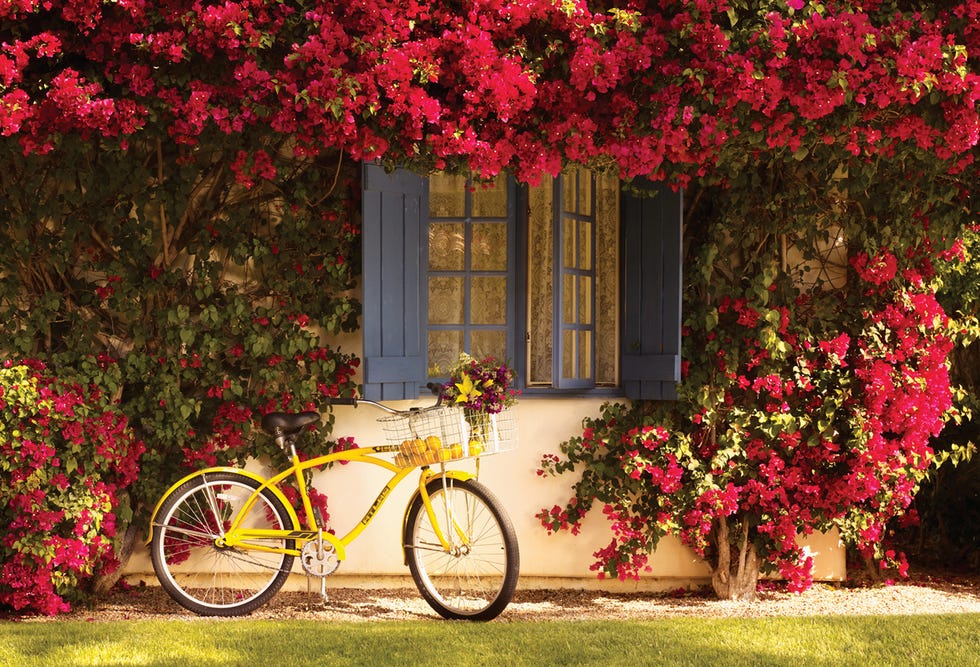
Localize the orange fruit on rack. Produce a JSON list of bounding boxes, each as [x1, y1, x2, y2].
[[438, 448, 454, 462], [399, 439, 428, 459], [425, 435, 442, 451], [468, 441, 484, 456], [449, 443, 464, 459]]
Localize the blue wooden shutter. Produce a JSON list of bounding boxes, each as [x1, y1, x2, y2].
[[621, 180, 683, 400], [361, 163, 426, 400]]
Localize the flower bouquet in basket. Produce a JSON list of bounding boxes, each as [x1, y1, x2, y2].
[[440, 353, 520, 456]]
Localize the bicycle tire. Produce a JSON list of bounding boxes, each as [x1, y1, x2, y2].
[[150, 471, 296, 616], [404, 477, 519, 621]]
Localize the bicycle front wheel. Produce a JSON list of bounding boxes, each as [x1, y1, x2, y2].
[[405, 477, 519, 621], [150, 471, 296, 616]]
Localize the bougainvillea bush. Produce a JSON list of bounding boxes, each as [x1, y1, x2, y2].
[[0, 361, 145, 615], [0, 137, 362, 610], [900, 227, 980, 570], [0, 1, 975, 181], [538, 125, 976, 597], [0, 0, 976, 607], [540, 246, 963, 596]]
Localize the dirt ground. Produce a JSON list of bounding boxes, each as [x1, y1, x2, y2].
[[32, 570, 980, 623]]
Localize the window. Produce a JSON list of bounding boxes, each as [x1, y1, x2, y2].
[[526, 167, 620, 390], [424, 168, 619, 391], [426, 172, 514, 377], [361, 163, 682, 402]]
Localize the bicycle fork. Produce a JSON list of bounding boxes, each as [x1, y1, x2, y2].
[[418, 472, 471, 555]]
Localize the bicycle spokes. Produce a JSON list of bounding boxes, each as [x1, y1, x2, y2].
[[406, 478, 519, 620], [151, 473, 296, 616]]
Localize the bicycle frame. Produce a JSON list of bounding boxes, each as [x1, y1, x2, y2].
[[146, 444, 477, 564]]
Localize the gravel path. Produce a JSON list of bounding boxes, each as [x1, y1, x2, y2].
[[41, 572, 980, 623]]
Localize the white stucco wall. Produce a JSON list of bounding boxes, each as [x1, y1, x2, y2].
[[125, 396, 845, 591]]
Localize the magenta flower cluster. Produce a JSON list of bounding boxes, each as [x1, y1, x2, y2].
[[0, 360, 145, 615]]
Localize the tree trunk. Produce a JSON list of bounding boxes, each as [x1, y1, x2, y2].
[[711, 515, 761, 601], [93, 522, 141, 596], [860, 553, 887, 584]]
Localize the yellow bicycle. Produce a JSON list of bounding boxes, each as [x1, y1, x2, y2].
[[146, 392, 520, 621]]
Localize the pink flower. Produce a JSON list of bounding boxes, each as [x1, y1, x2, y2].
[[851, 250, 898, 286]]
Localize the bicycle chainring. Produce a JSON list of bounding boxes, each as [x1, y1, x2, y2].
[[300, 541, 340, 578]]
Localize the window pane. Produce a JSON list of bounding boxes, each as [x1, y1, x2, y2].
[[578, 330, 593, 381], [563, 217, 575, 269], [471, 330, 507, 361], [561, 166, 592, 215], [428, 330, 464, 376], [471, 276, 507, 324], [579, 275, 592, 325], [579, 220, 592, 270], [430, 173, 466, 217], [427, 171, 513, 383], [429, 223, 465, 271], [562, 273, 575, 324], [428, 277, 464, 324], [472, 175, 508, 217], [472, 222, 507, 271], [579, 172, 592, 214], [562, 168, 577, 213], [562, 329, 575, 379]]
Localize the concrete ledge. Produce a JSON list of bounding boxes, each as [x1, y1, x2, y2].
[[128, 572, 854, 594]]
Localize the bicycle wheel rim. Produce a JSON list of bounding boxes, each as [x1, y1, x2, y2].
[[407, 480, 516, 619], [152, 474, 294, 615]]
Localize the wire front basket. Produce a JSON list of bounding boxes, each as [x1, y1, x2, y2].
[[378, 406, 518, 467]]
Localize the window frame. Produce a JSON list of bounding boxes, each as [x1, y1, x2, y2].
[[553, 168, 600, 390], [360, 162, 681, 402], [422, 172, 622, 397], [422, 175, 519, 380], [514, 179, 627, 398]]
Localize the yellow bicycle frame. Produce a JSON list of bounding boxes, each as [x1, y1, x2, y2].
[[146, 445, 476, 564]]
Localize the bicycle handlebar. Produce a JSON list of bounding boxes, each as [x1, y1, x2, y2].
[[327, 397, 359, 407], [325, 382, 444, 413]]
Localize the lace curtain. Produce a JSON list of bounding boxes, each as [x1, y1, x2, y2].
[[594, 172, 619, 386]]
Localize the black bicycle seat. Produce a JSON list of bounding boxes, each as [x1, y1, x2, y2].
[[261, 411, 320, 436]]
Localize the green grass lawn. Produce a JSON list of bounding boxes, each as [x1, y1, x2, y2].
[[2, 614, 979, 667]]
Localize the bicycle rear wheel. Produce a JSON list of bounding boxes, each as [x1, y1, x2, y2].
[[150, 471, 296, 616], [404, 477, 519, 621]]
